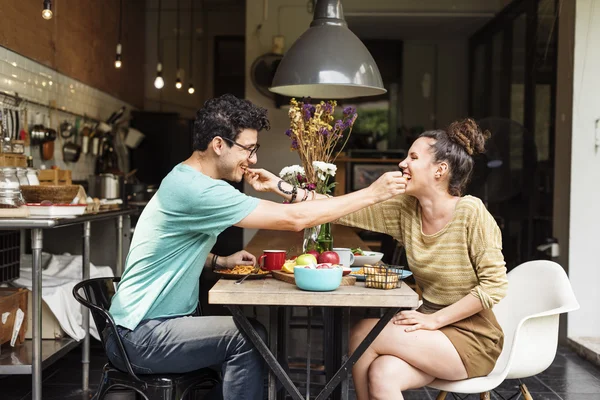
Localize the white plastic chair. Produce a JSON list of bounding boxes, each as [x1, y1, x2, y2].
[[428, 260, 579, 400]]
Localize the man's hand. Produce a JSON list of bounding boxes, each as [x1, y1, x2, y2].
[[221, 250, 257, 269], [392, 310, 441, 332], [367, 171, 407, 201], [244, 168, 279, 192]]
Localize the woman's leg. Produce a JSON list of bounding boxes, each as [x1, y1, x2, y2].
[[368, 355, 435, 400], [350, 318, 467, 400]]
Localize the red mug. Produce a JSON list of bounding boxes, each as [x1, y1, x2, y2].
[[259, 250, 287, 271]]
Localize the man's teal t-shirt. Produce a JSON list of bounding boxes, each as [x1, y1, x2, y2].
[[109, 164, 259, 330]]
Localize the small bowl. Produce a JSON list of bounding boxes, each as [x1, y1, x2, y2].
[[294, 266, 343, 292], [352, 251, 384, 267]]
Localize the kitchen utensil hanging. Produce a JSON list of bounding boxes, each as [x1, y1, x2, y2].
[[62, 117, 82, 163]]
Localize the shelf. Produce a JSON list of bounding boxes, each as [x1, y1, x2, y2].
[[0, 338, 80, 374]]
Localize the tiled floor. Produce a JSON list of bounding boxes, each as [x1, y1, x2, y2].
[[1, 341, 599, 400]]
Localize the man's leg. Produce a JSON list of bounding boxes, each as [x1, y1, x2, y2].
[[112, 315, 265, 400]]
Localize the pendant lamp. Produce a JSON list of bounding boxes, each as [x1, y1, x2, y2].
[[270, 0, 385, 99]]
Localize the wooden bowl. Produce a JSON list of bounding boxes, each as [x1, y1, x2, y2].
[[20, 185, 80, 204]]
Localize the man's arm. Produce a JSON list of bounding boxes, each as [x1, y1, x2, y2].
[[236, 171, 406, 231]]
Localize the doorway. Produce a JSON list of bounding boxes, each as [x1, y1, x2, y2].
[[468, 0, 558, 270]]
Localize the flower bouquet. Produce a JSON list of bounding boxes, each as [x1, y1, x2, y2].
[[279, 98, 358, 252]]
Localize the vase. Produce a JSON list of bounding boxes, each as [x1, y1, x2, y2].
[[302, 222, 333, 254]]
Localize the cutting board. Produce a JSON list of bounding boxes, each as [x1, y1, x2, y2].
[[271, 270, 357, 286]]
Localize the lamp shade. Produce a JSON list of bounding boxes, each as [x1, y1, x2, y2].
[[270, 0, 386, 99]]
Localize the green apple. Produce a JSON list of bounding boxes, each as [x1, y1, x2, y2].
[[295, 253, 318, 266]]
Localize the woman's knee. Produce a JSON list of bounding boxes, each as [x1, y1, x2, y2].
[[367, 357, 398, 398]]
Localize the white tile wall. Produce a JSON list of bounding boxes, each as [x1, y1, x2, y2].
[[0, 47, 133, 181]]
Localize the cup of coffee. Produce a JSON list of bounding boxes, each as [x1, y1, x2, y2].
[[333, 248, 355, 267], [258, 250, 287, 271]]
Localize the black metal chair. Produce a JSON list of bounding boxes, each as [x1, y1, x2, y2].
[[73, 277, 221, 400]]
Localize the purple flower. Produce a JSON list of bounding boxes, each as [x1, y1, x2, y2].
[[285, 129, 292, 137], [334, 120, 344, 130], [318, 127, 330, 136], [302, 104, 315, 120], [322, 103, 333, 114], [307, 183, 316, 190], [343, 106, 356, 117], [291, 139, 299, 149], [297, 173, 306, 183]]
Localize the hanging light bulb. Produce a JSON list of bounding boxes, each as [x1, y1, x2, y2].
[[154, 63, 164, 89], [115, 44, 122, 69], [175, 69, 183, 89], [115, 0, 123, 69], [174, 0, 183, 90], [187, 3, 195, 95], [42, 0, 53, 20]]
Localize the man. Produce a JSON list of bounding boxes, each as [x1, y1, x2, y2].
[[107, 94, 407, 399]]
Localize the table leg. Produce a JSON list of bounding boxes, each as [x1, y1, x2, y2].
[[82, 222, 91, 392], [314, 307, 400, 400], [306, 307, 312, 399], [116, 216, 123, 276], [227, 305, 305, 400], [31, 229, 43, 400], [339, 307, 350, 400], [268, 306, 279, 400]]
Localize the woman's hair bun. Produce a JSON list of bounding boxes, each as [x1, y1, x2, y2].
[[447, 118, 490, 156]]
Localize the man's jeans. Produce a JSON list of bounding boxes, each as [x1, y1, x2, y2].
[[104, 315, 266, 400]]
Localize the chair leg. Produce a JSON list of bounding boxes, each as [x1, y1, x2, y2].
[[436, 391, 448, 400], [520, 383, 533, 400], [480, 392, 491, 400]]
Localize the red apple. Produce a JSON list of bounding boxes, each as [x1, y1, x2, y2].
[[307, 250, 320, 259], [318, 251, 340, 264]]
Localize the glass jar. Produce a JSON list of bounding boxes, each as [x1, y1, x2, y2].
[[0, 167, 23, 208], [26, 168, 40, 185], [16, 168, 29, 186]]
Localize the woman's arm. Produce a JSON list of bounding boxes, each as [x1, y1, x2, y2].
[[393, 294, 483, 332]]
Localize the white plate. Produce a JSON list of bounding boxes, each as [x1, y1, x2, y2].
[[27, 204, 87, 218], [351, 251, 384, 267]]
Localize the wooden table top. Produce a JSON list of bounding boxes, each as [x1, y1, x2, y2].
[[209, 277, 419, 308], [244, 224, 370, 257]]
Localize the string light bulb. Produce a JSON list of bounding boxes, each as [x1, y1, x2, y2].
[[175, 78, 182, 90], [42, 0, 53, 20], [115, 44, 122, 68], [188, 83, 195, 94], [154, 63, 164, 89]]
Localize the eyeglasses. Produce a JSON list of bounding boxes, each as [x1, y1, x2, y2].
[[222, 137, 260, 158]]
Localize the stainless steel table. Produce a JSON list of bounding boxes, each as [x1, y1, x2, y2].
[[209, 277, 419, 400], [0, 207, 138, 400]]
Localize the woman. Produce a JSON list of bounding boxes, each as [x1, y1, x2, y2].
[[246, 118, 507, 400]]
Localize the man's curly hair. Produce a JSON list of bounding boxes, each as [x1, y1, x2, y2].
[[193, 94, 270, 151]]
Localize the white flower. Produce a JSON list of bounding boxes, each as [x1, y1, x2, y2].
[[279, 165, 305, 180], [312, 161, 337, 178]]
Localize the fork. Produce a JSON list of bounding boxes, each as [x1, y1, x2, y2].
[[235, 265, 260, 285]]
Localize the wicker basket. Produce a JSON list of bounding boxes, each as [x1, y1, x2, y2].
[[364, 265, 405, 290], [20, 185, 80, 204]]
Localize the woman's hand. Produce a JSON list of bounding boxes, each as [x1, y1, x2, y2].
[[244, 168, 279, 192], [221, 250, 256, 269], [367, 171, 407, 201], [392, 310, 441, 332]]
